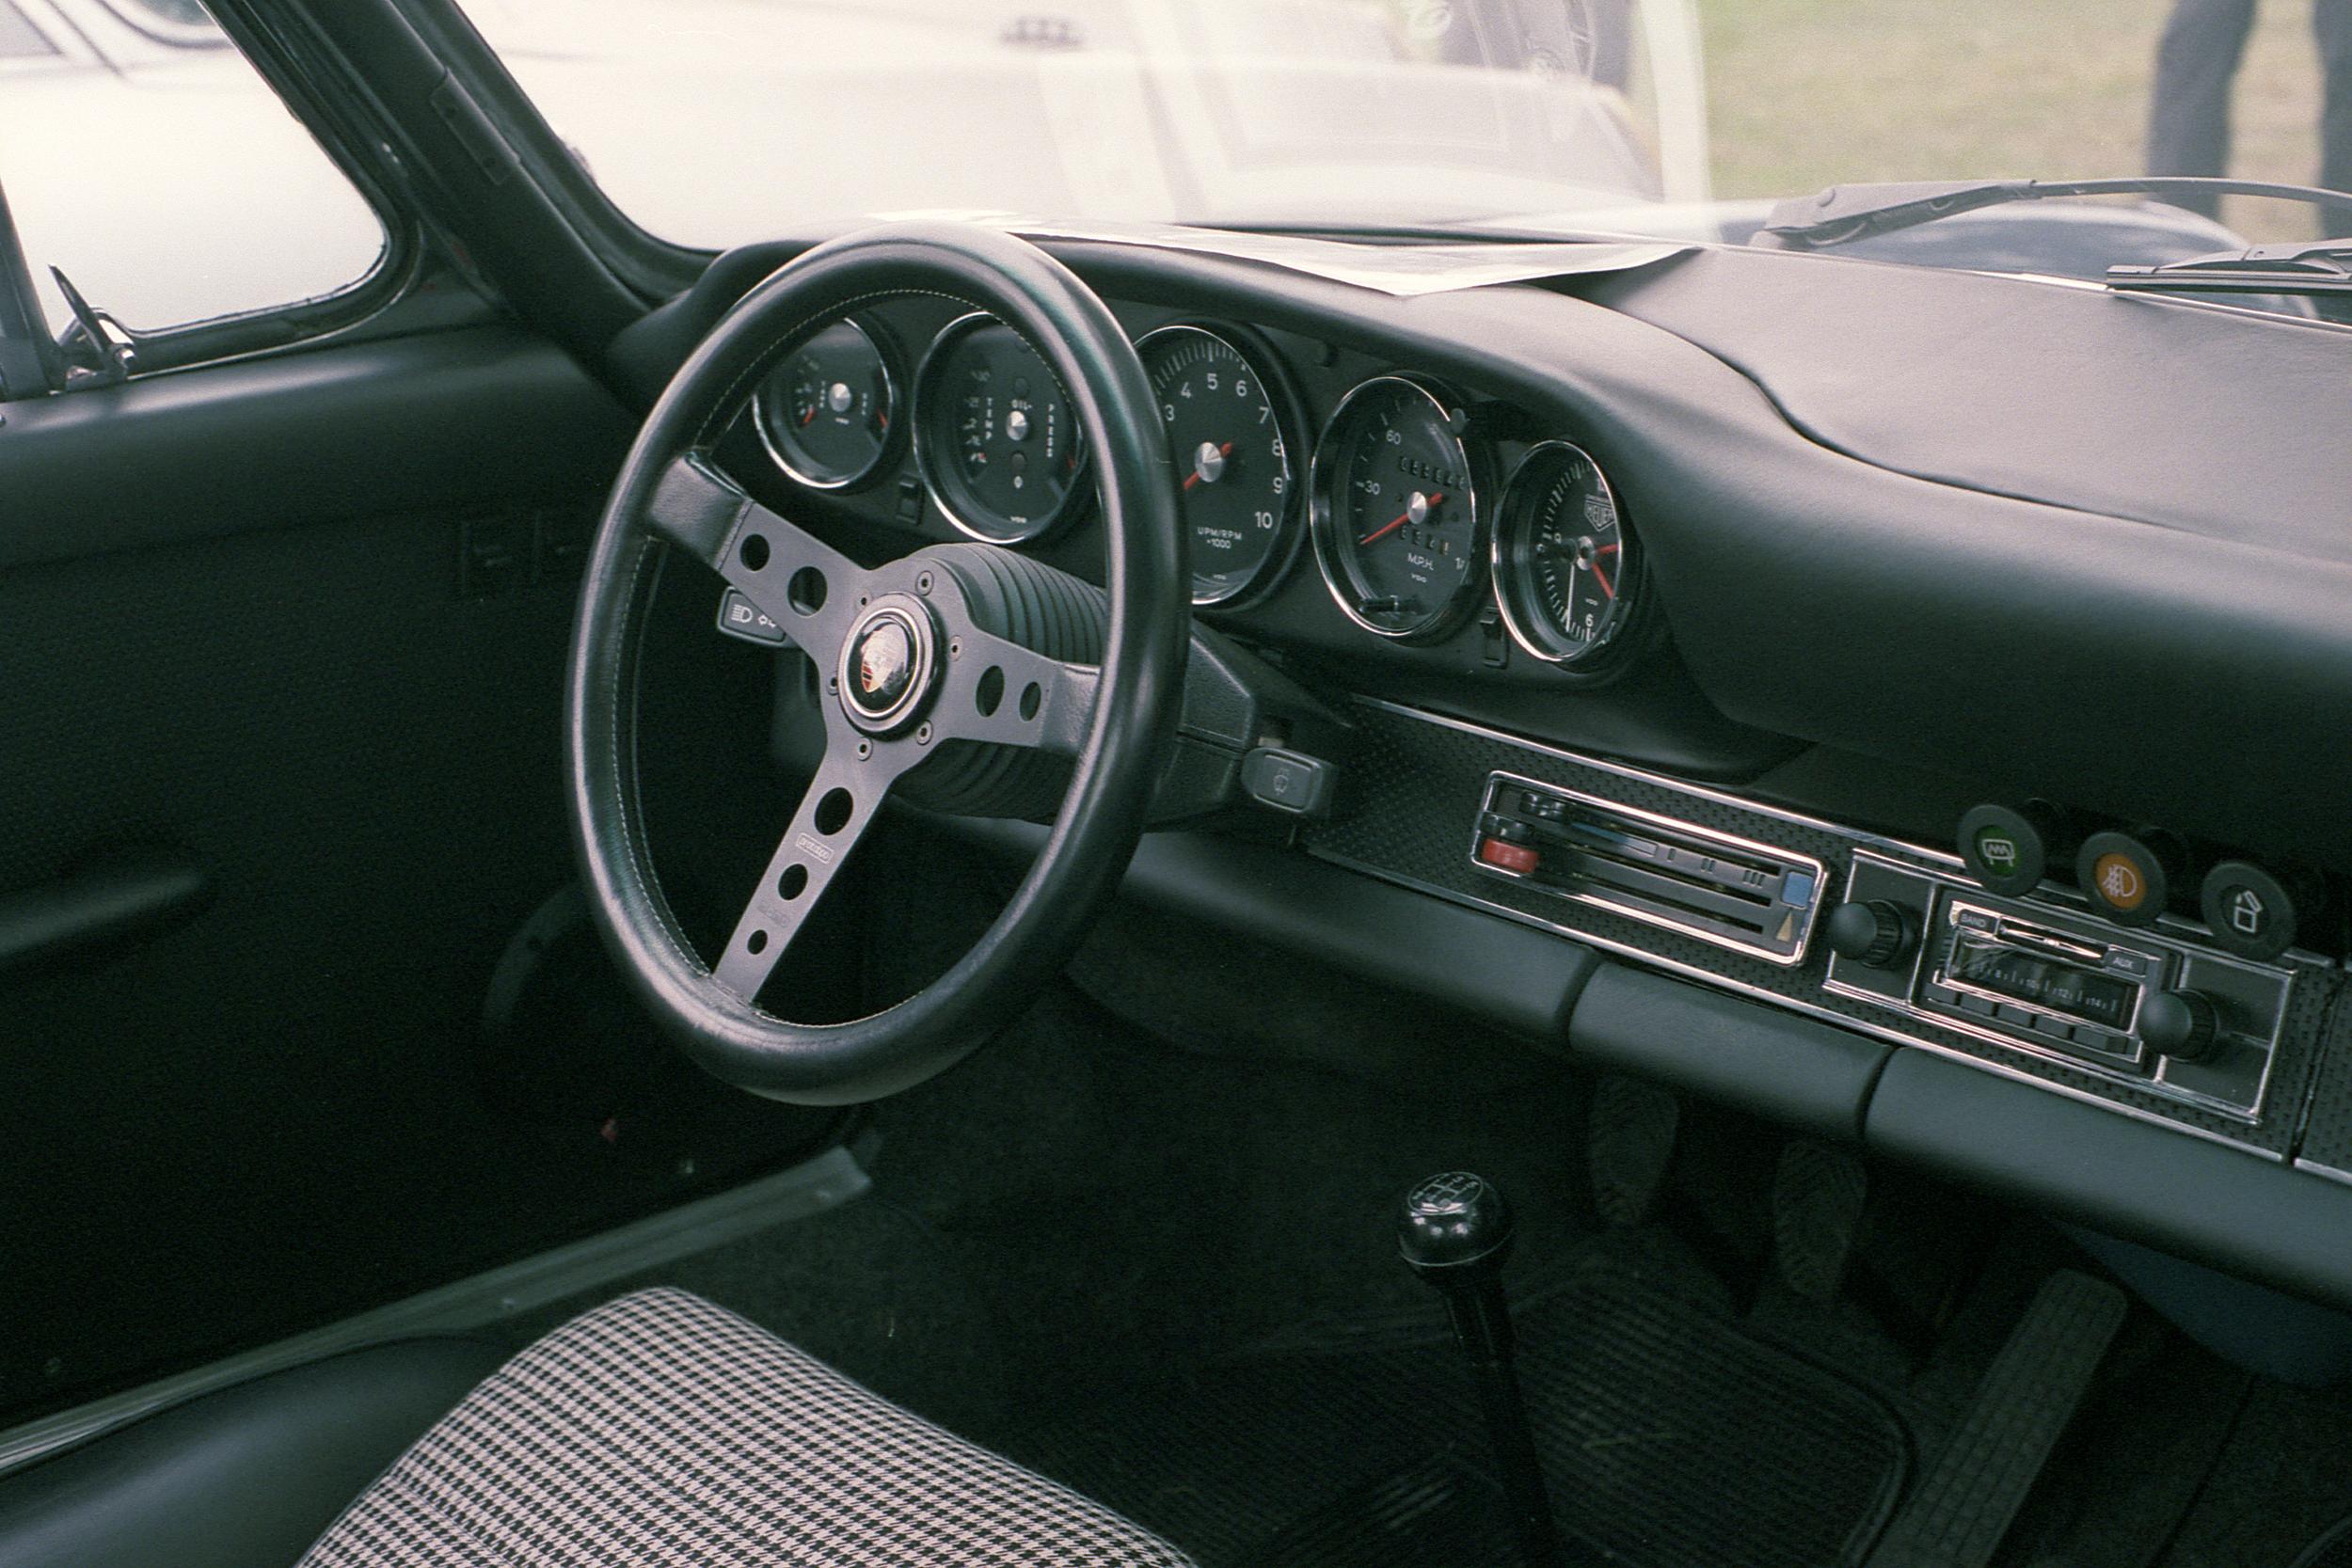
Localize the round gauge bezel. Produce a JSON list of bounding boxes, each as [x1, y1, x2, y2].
[[1308, 374, 1490, 643], [912, 311, 1094, 546], [1137, 322, 1311, 611], [1490, 439, 1650, 676], [751, 315, 904, 494]]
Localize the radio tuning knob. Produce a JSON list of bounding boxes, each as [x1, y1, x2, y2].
[[2140, 990, 2219, 1062], [1827, 899, 1913, 968]]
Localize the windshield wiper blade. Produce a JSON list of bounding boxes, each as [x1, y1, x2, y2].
[[2106, 240, 2352, 295], [1757, 177, 2352, 248]]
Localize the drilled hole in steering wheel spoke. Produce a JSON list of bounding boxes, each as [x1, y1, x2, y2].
[[1019, 682, 1042, 721], [739, 533, 771, 572], [813, 788, 853, 835], [787, 566, 826, 615], [976, 666, 1005, 717], [746, 928, 770, 955], [778, 864, 809, 901]]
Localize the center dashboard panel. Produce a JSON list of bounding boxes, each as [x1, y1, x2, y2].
[[1303, 698, 2342, 1157]]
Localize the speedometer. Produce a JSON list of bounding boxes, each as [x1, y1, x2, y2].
[[914, 314, 1089, 545], [1138, 325, 1303, 608], [1309, 376, 1487, 641], [1492, 440, 1645, 670]]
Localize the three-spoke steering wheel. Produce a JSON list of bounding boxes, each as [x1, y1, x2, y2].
[[564, 224, 1186, 1104]]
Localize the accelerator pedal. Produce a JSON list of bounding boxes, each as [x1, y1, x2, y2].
[[1773, 1141, 1869, 1301], [1587, 1074, 1680, 1227], [1864, 1269, 2126, 1568]]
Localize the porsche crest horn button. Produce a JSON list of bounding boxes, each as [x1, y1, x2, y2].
[[834, 594, 938, 734], [852, 619, 914, 708]]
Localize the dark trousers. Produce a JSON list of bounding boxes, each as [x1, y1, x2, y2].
[[2147, 0, 2352, 226]]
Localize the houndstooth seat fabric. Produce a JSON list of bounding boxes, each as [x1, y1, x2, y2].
[[298, 1288, 1196, 1567]]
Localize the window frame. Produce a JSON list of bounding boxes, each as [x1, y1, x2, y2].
[[0, 0, 423, 397], [370, 0, 713, 300]]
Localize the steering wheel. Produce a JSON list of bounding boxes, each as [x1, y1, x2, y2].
[[564, 223, 1186, 1104]]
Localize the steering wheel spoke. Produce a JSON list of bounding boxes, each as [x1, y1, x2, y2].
[[645, 453, 867, 658], [709, 729, 898, 1002], [929, 625, 1100, 754]]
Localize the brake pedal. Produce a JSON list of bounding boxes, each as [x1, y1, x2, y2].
[[1772, 1140, 1869, 1301], [1586, 1074, 1678, 1227], [1864, 1270, 2127, 1568]]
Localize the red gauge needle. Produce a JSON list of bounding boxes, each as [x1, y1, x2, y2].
[[1359, 492, 1442, 546], [1592, 541, 1619, 600], [1182, 441, 1235, 492], [799, 407, 818, 427]]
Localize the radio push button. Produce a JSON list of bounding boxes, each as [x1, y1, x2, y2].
[[2076, 831, 2177, 927]]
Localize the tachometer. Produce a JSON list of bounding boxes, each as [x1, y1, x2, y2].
[[1138, 325, 1303, 608], [914, 314, 1089, 544], [753, 317, 898, 491], [1310, 376, 1486, 641], [1492, 440, 1644, 669]]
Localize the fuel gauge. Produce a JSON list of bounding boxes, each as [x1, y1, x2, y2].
[[754, 318, 899, 491]]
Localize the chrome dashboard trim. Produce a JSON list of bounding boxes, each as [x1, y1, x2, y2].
[[1467, 768, 1826, 968], [1309, 843, 2289, 1163], [1324, 698, 2325, 1162], [1821, 850, 2292, 1127]]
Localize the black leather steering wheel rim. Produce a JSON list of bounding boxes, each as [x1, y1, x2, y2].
[[564, 222, 1185, 1104]]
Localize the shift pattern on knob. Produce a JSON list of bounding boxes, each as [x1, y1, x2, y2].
[[1399, 1170, 1515, 1269]]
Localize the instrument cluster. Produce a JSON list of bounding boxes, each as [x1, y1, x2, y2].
[[739, 307, 1655, 680]]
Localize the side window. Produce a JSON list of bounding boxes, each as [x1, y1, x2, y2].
[[0, 0, 388, 349]]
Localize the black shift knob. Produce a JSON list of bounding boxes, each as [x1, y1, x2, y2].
[[1395, 1171, 1565, 1567], [1399, 1170, 1517, 1273]]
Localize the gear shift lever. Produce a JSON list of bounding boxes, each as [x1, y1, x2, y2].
[[1398, 1171, 1565, 1568]]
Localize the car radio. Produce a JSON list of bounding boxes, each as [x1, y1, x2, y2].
[[1827, 850, 2296, 1121], [1931, 903, 2157, 1056]]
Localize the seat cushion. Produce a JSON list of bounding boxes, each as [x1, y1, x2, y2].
[[0, 1337, 508, 1568], [299, 1287, 1195, 1567]]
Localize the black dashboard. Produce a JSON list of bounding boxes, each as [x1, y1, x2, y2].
[[609, 229, 2352, 1309]]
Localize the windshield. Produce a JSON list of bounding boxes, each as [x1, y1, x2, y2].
[[454, 0, 2344, 262]]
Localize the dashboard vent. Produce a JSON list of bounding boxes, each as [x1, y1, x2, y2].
[[1470, 771, 1826, 965]]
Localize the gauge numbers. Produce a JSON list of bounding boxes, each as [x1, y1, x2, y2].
[[1493, 440, 1641, 668], [1140, 325, 1301, 608], [1310, 376, 1486, 641]]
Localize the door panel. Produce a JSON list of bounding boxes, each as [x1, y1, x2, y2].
[[0, 326, 834, 1419]]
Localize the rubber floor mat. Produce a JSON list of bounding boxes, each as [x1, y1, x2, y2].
[[1009, 1263, 1911, 1568]]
